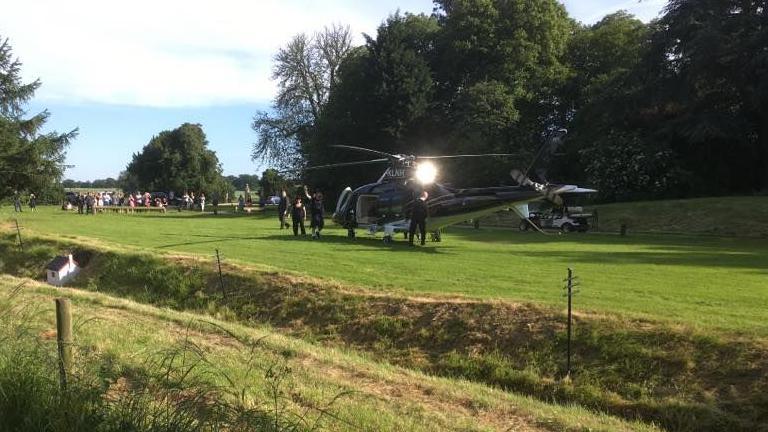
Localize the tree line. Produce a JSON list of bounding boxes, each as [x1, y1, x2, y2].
[[253, 0, 768, 202]]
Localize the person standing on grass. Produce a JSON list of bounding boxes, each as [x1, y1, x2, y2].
[[77, 193, 84, 214], [308, 187, 325, 239], [200, 193, 206, 212], [278, 189, 289, 229], [13, 191, 22, 212], [291, 195, 306, 236], [85, 193, 95, 214], [408, 190, 429, 246], [29, 193, 36, 211]]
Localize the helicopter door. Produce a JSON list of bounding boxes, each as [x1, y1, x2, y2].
[[356, 195, 379, 224]]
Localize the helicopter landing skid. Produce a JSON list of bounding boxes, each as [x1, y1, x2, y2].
[[382, 224, 397, 243]]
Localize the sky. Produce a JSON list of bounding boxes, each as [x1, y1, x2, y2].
[[2, 0, 667, 181]]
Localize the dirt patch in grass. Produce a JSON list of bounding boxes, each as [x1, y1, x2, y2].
[[2, 234, 768, 431]]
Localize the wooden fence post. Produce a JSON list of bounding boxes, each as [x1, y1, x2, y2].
[[56, 298, 73, 390], [215, 249, 226, 299], [14, 218, 23, 252]]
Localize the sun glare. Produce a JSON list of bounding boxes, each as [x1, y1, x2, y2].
[[415, 161, 437, 184]]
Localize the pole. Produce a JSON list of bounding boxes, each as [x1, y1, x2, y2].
[[56, 298, 73, 390], [15, 218, 23, 252], [566, 267, 573, 377], [215, 249, 225, 298]]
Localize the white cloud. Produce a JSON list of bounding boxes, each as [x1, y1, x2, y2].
[[1, 0, 434, 107], [3, 0, 666, 108]]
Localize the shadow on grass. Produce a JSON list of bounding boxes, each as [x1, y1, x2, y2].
[[521, 249, 768, 271], [133, 211, 270, 220], [154, 232, 452, 254]]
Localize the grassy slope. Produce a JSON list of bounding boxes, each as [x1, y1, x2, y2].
[[480, 196, 768, 237], [0, 275, 656, 432], [4, 206, 768, 335], [594, 196, 768, 236]]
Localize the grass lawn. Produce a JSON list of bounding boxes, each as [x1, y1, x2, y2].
[[0, 275, 657, 432], [4, 205, 768, 334]]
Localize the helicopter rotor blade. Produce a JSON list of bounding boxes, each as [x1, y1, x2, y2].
[[417, 153, 521, 160], [331, 145, 397, 159], [522, 128, 568, 179], [304, 158, 390, 171]]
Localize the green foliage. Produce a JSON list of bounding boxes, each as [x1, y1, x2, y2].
[[560, 1, 768, 199], [306, 2, 573, 193], [124, 123, 231, 197], [62, 177, 120, 189], [0, 36, 77, 200], [225, 174, 260, 192], [259, 169, 288, 198], [580, 131, 688, 202]]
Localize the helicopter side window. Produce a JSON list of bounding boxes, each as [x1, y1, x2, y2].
[[370, 183, 394, 218], [356, 195, 379, 224]]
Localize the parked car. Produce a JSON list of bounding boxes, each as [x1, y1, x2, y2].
[[64, 191, 78, 205]]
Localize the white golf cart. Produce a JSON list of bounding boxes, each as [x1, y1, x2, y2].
[[520, 205, 593, 233]]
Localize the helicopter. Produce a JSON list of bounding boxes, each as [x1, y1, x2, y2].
[[304, 133, 596, 243]]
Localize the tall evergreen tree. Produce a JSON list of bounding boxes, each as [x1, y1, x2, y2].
[[0, 35, 76, 200]]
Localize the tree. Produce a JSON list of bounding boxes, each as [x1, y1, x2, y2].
[[258, 169, 288, 199], [225, 174, 260, 191], [309, 2, 573, 192], [551, 12, 652, 185], [125, 123, 231, 197], [251, 24, 353, 171], [306, 13, 440, 197], [0, 35, 76, 200], [654, 0, 768, 190], [563, 2, 768, 199]]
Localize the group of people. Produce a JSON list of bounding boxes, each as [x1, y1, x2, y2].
[[12, 191, 36, 212], [277, 186, 325, 239], [275, 187, 429, 246], [180, 192, 205, 211]]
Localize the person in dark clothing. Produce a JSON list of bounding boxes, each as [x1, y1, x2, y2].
[[13, 191, 22, 212], [277, 190, 289, 229], [291, 196, 306, 236], [77, 194, 84, 214], [408, 190, 429, 246], [85, 193, 95, 214], [29, 193, 37, 211], [306, 187, 325, 239]]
